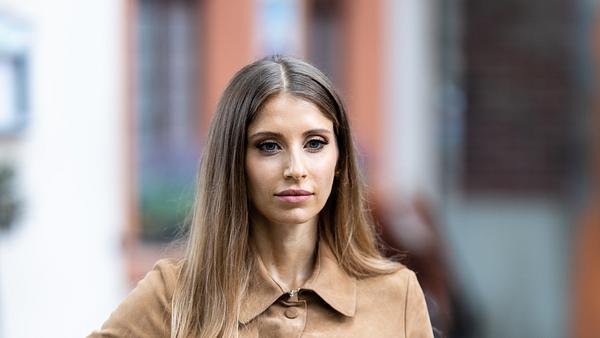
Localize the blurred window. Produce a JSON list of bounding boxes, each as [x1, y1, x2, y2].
[[0, 14, 30, 136], [256, 0, 303, 56], [136, 0, 200, 242], [307, 0, 343, 86]]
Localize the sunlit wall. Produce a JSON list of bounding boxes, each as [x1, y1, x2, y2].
[[0, 1, 126, 337]]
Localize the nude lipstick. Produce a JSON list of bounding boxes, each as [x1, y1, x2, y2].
[[274, 189, 313, 203]]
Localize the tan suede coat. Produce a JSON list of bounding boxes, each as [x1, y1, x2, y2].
[[89, 242, 433, 338]]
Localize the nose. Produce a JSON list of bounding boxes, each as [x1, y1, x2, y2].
[[283, 149, 307, 180]]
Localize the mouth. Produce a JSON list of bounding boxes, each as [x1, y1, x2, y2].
[[275, 189, 313, 196], [274, 189, 314, 203]]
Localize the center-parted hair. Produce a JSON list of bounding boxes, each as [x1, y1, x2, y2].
[[171, 55, 398, 338]]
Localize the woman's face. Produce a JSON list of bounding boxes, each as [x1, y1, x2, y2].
[[246, 94, 339, 228]]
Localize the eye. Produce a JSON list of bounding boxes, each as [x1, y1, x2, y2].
[[256, 141, 281, 154], [305, 138, 327, 152]]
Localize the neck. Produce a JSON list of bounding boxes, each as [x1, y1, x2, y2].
[[250, 216, 319, 291]]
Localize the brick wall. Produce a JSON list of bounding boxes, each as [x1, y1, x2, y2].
[[463, 0, 574, 194]]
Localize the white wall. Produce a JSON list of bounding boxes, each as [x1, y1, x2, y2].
[[0, 1, 127, 337], [381, 0, 439, 203]]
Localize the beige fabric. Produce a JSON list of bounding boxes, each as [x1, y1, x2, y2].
[[89, 242, 433, 338]]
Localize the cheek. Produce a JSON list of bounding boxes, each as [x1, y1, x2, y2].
[[314, 152, 338, 191], [245, 155, 277, 198]]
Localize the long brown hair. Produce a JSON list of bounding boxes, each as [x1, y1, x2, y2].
[[171, 55, 398, 338]]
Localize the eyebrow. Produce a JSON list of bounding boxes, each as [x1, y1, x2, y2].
[[248, 129, 333, 139]]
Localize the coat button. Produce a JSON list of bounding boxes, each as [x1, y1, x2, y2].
[[284, 308, 298, 319]]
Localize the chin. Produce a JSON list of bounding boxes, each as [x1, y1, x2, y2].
[[271, 209, 318, 226]]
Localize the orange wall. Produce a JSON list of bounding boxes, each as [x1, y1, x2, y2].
[[201, 0, 255, 133], [343, 0, 383, 183]]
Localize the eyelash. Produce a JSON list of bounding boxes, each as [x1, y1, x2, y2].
[[256, 138, 328, 154]]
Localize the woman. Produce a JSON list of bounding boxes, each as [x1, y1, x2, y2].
[[90, 55, 433, 338]]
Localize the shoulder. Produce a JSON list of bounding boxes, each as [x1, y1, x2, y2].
[[144, 258, 182, 295], [123, 258, 182, 311], [355, 264, 428, 311], [355, 266, 433, 337], [357, 264, 419, 297], [88, 258, 182, 338]]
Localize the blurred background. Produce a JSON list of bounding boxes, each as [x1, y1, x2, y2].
[[0, 0, 598, 337]]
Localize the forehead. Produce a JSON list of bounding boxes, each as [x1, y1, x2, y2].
[[248, 94, 334, 134]]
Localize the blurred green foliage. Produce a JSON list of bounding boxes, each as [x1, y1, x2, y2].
[[140, 177, 195, 242]]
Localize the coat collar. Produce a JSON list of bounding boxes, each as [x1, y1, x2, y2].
[[239, 240, 357, 324]]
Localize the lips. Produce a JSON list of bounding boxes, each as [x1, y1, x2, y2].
[[274, 189, 314, 203], [275, 189, 313, 196]]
